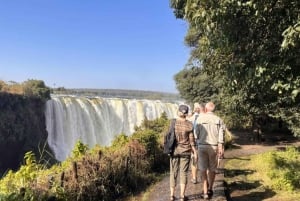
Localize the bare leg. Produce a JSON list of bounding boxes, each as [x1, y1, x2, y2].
[[191, 163, 197, 183], [208, 170, 215, 190], [170, 186, 175, 197], [200, 170, 208, 194], [180, 184, 186, 198]]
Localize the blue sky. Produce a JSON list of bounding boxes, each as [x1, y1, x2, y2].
[[0, 0, 189, 93]]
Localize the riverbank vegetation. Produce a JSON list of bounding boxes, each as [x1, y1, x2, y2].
[[0, 113, 171, 201], [0, 80, 50, 101]]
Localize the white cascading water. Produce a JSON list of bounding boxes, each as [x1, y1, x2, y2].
[[45, 95, 180, 161]]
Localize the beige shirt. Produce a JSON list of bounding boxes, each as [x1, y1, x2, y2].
[[195, 112, 225, 145]]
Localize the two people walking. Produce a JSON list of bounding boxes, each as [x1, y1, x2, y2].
[[168, 101, 225, 200]]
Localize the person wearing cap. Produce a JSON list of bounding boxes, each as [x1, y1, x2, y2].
[[195, 101, 225, 199], [169, 104, 198, 201], [188, 102, 205, 184]]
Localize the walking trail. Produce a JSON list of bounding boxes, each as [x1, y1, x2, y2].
[[145, 131, 300, 201]]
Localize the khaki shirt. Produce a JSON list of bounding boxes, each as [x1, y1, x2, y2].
[[195, 112, 225, 145]]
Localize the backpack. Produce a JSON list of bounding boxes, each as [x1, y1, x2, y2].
[[163, 119, 176, 156]]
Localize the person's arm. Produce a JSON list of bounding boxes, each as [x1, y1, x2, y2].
[[189, 131, 198, 159], [218, 119, 225, 158], [195, 122, 200, 140], [218, 143, 224, 159]]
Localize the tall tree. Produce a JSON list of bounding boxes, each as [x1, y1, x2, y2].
[[174, 67, 219, 105], [170, 0, 300, 135]]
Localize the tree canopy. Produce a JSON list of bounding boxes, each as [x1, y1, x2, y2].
[[23, 79, 51, 101], [170, 0, 300, 135]]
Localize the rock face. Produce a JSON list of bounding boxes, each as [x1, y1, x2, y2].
[[0, 92, 53, 176]]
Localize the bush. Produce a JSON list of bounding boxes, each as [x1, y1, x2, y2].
[[0, 113, 171, 201], [251, 146, 300, 191]]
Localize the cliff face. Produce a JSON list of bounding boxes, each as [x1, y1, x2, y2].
[[0, 92, 53, 176]]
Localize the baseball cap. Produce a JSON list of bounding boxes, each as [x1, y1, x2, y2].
[[179, 104, 189, 115]]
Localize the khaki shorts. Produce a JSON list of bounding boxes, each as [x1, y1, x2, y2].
[[198, 145, 218, 172]]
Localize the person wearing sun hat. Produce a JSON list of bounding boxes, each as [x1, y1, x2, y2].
[[169, 104, 198, 201]]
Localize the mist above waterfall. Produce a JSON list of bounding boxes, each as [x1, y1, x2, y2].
[[45, 95, 180, 161]]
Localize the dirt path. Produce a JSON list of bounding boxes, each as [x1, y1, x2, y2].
[[145, 131, 300, 201]]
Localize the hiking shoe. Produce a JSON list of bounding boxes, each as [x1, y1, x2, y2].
[[179, 196, 188, 201], [207, 189, 213, 198], [201, 193, 209, 200], [191, 178, 197, 184]]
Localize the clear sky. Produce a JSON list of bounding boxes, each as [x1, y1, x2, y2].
[[0, 0, 189, 93]]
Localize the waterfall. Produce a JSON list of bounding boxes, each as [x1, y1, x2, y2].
[[45, 95, 180, 161]]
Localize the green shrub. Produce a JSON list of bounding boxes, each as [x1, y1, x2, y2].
[[110, 133, 129, 150], [0, 114, 171, 200], [71, 140, 88, 158], [251, 146, 300, 191]]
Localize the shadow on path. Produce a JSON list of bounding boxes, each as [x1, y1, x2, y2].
[[227, 180, 276, 201]]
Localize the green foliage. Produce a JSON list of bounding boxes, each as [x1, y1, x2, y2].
[[174, 67, 219, 105], [137, 112, 169, 133], [0, 193, 24, 201], [170, 0, 300, 135], [22, 79, 51, 101], [71, 140, 88, 158], [0, 115, 171, 201], [251, 146, 300, 191], [0, 79, 51, 101], [132, 129, 158, 158], [226, 145, 300, 200], [0, 152, 44, 201], [281, 21, 300, 50], [224, 128, 234, 149], [111, 133, 129, 150], [132, 113, 170, 171]]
